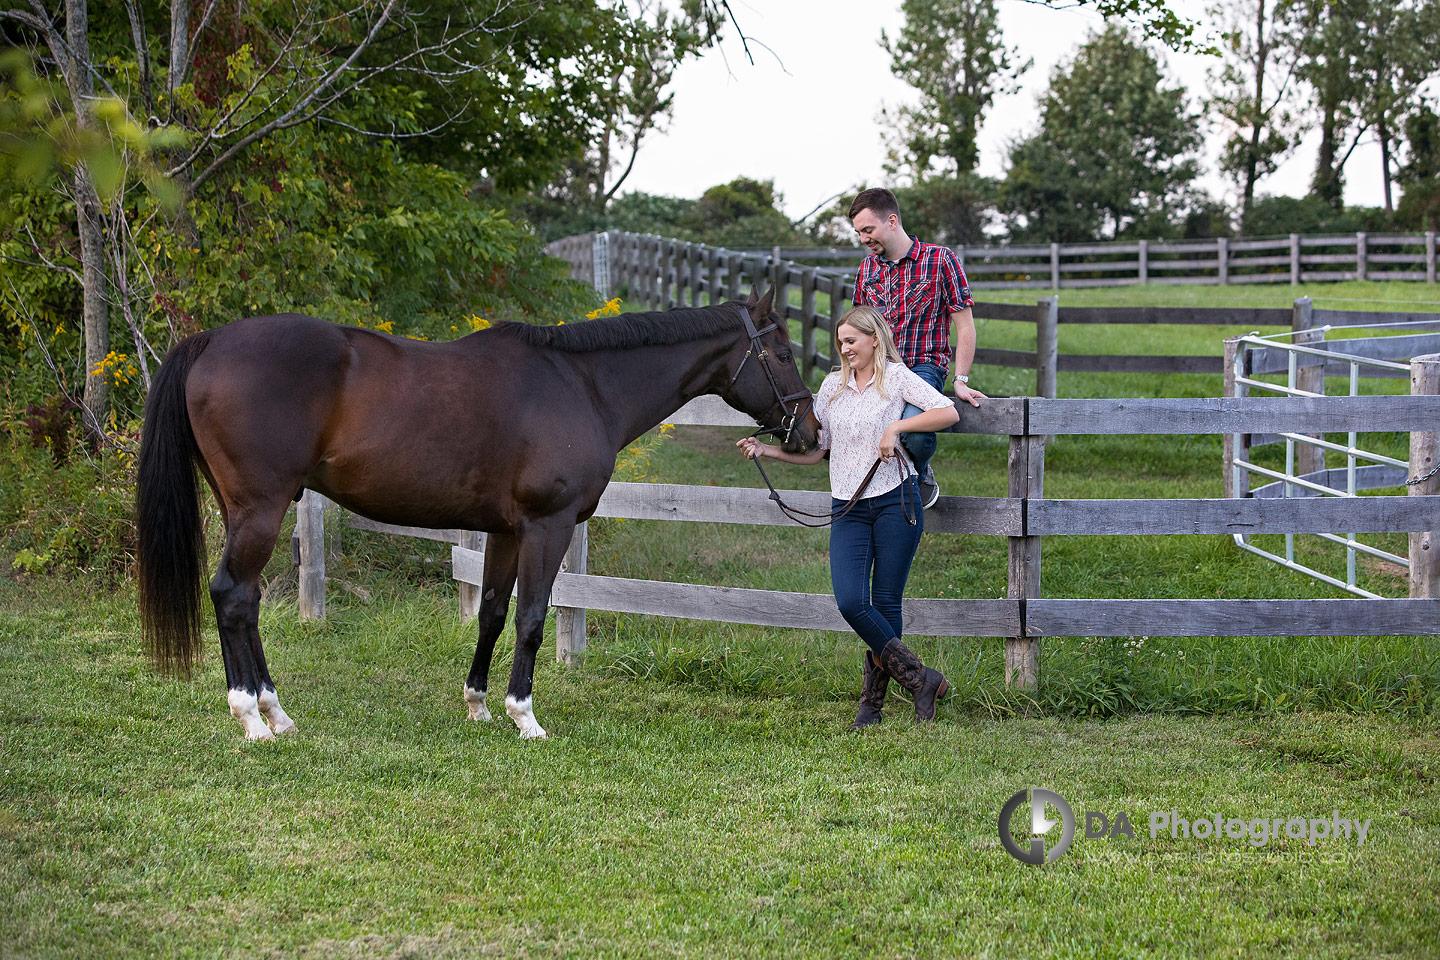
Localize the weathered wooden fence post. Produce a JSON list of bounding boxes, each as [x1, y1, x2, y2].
[[1290, 234, 1301, 285], [1356, 231, 1368, 282], [707, 246, 723, 306], [1217, 237, 1230, 286], [591, 231, 610, 298], [457, 530, 485, 620], [1222, 336, 1251, 500], [1035, 297, 1059, 401], [1293, 297, 1325, 478], [1006, 401, 1043, 690], [297, 490, 326, 620], [555, 523, 589, 664], [1411, 354, 1440, 599], [1049, 243, 1060, 290], [800, 267, 817, 375], [1427, 232, 1436, 284], [1137, 239, 1149, 285]]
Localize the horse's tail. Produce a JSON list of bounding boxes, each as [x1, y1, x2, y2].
[[136, 332, 212, 676]]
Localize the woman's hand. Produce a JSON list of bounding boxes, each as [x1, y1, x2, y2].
[[736, 437, 772, 460], [878, 424, 902, 460]]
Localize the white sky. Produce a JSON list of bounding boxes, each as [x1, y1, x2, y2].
[[621, 0, 1425, 224]]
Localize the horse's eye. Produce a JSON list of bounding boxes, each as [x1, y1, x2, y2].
[[778, 352, 792, 363]]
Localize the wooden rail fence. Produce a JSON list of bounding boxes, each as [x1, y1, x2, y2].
[[741, 232, 1440, 287], [546, 231, 1440, 395], [435, 385, 1437, 688]]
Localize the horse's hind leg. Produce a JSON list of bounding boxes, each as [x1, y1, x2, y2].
[[463, 532, 519, 722], [211, 500, 292, 740], [505, 520, 575, 740]]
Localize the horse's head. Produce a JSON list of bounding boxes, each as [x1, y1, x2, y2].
[[721, 287, 822, 455]]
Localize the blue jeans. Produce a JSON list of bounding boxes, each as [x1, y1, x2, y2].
[[900, 361, 946, 479], [830, 478, 923, 656]]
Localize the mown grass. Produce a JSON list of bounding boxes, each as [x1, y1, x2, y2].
[[2, 280, 1437, 957], [1, 578, 1437, 959]]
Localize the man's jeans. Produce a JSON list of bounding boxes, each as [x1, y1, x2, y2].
[[900, 361, 945, 479], [829, 478, 923, 656]]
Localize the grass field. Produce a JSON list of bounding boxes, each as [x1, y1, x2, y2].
[[1, 281, 1437, 958]]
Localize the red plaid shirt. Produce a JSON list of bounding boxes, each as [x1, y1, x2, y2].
[[853, 236, 973, 373]]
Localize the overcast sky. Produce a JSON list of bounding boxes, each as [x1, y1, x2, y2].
[[621, 0, 1426, 225]]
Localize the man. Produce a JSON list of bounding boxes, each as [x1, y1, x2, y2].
[[850, 188, 985, 508]]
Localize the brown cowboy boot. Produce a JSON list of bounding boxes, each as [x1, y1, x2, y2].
[[876, 638, 949, 723], [850, 650, 890, 730]]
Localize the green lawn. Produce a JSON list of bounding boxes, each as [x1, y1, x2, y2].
[[1, 579, 1436, 959], [2, 280, 1437, 957]]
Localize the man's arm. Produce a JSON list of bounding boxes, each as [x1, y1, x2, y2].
[[951, 307, 985, 407]]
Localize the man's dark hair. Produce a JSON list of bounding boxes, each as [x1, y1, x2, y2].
[[848, 188, 901, 222]]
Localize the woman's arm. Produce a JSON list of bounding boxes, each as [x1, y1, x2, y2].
[[737, 436, 828, 465], [879, 404, 960, 459]]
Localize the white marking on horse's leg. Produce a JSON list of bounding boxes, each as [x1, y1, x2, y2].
[[257, 686, 298, 735], [464, 684, 492, 722], [229, 688, 274, 741], [505, 695, 547, 740]]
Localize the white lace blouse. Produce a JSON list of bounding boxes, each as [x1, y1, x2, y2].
[[815, 361, 954, 500]]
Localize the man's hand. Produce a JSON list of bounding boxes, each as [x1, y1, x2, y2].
[[954, 382, 987, 407]]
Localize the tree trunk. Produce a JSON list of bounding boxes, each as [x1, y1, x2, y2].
[[76, 167, 110, 424], [67, 0, 110, 428], [1379, 116, 1394, 215], [1241, 0, 1268, 222], [1311, 97, 1342, 207]]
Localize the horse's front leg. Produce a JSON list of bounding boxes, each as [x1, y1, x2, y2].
[[463, 532, 519, 723], [505, 520, 576, 740]]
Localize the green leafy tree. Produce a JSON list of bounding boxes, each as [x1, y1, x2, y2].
[[999, 26, 1202, 241], [678, 177, 805, 249], [879, 0, 1028, 180], [0, 0, 670, 427], [1206, 0, 1302, 222], [1395, 104, 1440, 230], [1285, 0, 1440, 213]]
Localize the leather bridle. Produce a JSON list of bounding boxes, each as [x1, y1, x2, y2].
[[727, 302, 916, 528], [726, 303, 814, 446]]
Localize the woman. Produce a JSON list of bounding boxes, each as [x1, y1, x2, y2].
[[738, 306, 961, 728]]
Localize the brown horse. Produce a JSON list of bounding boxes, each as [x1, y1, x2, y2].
[[135, 289, 819, 740]]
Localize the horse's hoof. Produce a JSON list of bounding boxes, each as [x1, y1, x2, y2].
[[505, 695, 546, 739], [270, 719, 298, 735], [245, 725, 276, 741], [464, 685, 492, 722]]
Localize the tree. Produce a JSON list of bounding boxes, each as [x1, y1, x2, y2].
[[1347, 1, 1440, 214], [0, 0, 678, 427], [1396, 103, 1440, 230], [678, 177, 804, 249], [1285, 0, 1440, 212], [879, 0, 1028, 180], [1206, 0, 1302, 222], [999, 26, 1201, 241]]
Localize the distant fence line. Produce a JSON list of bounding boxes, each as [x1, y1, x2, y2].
[[547, 230, 1440, 296], [545, 231, 1440, 394]]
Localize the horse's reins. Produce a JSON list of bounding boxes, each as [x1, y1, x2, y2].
[[726, 302, 917, 528], [747, 448, 918, 528]]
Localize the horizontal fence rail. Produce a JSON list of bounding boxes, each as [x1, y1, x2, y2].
[[547, 232, 1440, 396]]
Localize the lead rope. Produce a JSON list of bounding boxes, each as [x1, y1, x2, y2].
[[746, 437, 919, 529]]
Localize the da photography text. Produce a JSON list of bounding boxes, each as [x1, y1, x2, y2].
[[1000, 787, 1373, 866]]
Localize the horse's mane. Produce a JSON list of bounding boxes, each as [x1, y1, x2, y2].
[[492, 303, 745, 353]]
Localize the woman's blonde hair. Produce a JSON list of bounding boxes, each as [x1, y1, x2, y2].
[[833, 305, 903, 399]]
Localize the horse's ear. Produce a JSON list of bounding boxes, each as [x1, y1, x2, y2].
[[756, 286, 775, 317], [746, 286, 760, 306]]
